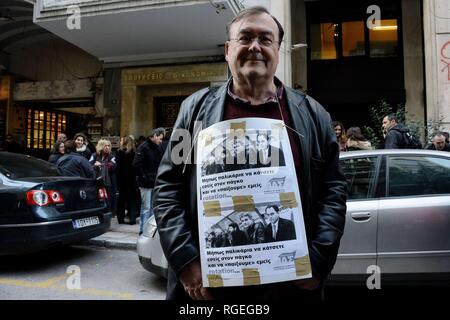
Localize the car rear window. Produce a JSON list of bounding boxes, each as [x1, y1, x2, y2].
[[0, 154, 61, 179]]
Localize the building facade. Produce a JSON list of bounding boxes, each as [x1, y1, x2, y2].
[[1, 0, 448, 159]]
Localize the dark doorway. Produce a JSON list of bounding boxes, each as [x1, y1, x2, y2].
[[305, 0, 405, 128], [154, 96, 188, 129]]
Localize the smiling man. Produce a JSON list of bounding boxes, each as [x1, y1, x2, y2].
[[153, 6, 347, 301]]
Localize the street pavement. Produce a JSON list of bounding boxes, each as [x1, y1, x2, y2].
[[87, 217, 140, 250], [0, 245, 166, 300]]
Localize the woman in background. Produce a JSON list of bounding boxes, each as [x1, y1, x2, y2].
[[116, 136, 138, 225], [346, 127, 372, 151], [90, 139, 117, 215], [332, 121, 348, 152], [48, 141, 65, 164]]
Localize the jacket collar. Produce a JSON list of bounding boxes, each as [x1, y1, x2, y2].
[[204, 77, 303, 129]]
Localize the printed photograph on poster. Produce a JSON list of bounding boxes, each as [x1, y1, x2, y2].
[[205, 204, 297, 249], [197, 118, 311, 287], [201, 130, 286, 177]]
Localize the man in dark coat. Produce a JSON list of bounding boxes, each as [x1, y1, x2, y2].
[[382, 114, 415, 149], [425, 132, 450, 152], [240, 213, 265, 244], [263, 205, 296, 242], [152, 6, 347, 301], [56, 140, 94, 178], [133, 128, 165, 234]]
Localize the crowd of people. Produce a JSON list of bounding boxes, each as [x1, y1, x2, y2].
[[205, 205, 296, 249], [45, 128, 168, 231], [332, 114, 450, 152]]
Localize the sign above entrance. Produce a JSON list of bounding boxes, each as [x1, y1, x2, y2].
[[122, 63, 228, 86], [42, 0, 97, 8]]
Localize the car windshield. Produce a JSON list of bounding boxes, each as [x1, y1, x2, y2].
[[0, 153, 61, 179]]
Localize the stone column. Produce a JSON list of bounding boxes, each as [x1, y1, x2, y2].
[[423, 0, 450, 131], [270, 0, 292, 86], [402, 0, 425, 125]]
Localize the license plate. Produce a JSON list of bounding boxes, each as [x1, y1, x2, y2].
[[73, 216, 100, 229]]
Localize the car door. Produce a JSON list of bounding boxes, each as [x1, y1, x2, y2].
[[377, 154, 450, 276], [332, 155, 380, 278]]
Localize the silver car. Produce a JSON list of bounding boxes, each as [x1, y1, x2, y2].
[[138, 149, 450, 284]]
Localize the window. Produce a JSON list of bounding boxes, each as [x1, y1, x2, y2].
[[0, 153, 60, 179], [310, 23, 338, 60], [342, 21, 365, 57], [388, 156, 450, 197], [309, 19, 399, 60], [26, 109, 67, 150], [340, 156, 378, 200], [369, 19, 398, 57]]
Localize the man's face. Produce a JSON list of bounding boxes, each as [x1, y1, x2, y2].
[[240, 216, 253, 229], [433, 136, 446, 150], [58, 133, 67, 142], [234, 137, 246, 154], [151, 134, 163, 145], [266, 207, 279, 224], [257, 134, 269, 151], [225, 13, 280, 83], [382, 117, 396, 132]]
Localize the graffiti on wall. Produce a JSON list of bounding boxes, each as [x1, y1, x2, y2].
[[441, 41, 450, 81]]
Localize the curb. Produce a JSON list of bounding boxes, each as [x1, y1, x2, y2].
[[86, 236, 137, 251]]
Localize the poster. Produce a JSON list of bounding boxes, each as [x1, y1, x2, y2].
[[196, 118, 311, 288]]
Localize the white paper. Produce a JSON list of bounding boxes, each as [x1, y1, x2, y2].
[[196, 118, 311, 287]]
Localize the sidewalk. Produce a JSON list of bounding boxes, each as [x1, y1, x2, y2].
[[86, 217, 140, 250]]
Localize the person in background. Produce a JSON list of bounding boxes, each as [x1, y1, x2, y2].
[[137, 136, 146, 148], [74, 133, 92, 160], [56, 140, 94, 178], [48, 141, 65, 164], [442, 132, 449, 144], [116, 135, 139, 225], [85, 133, 96, 154], [1, 134, 24, 154], [225, 222, 248, 247], [57, 133, 67, 143], [91, 139, 117, 215], [346, 127, 372, 151], [425, 132, 450, 151], [133, 128, 165, 234], [332, 121, 348, 152]]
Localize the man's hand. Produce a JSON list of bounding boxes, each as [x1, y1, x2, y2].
[[179, 260, 214, 300], [293, 276, 321, 291]]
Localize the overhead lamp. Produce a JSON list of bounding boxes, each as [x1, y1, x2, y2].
[[372, 25, 398, 31]]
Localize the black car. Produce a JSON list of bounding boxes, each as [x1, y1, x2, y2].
[[0, 152, 111, 255]]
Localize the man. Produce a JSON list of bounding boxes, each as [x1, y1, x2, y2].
[[426, 133, 450, 151], [133, 127, 165, 234], [240, 213, 265, 244], [56, 140, 94, 178], [382, 114, 412, 149], [255, 131, 285, 167], [153, 6, 347, 300], [2, 134, 24, 154], [263, 205, 296, 242], [57, 133, 67, 143]]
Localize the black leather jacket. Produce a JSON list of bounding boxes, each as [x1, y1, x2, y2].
[[153, 79, 347, 282]]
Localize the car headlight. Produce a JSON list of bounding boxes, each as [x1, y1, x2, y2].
[[142, 217, 157, 237]]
